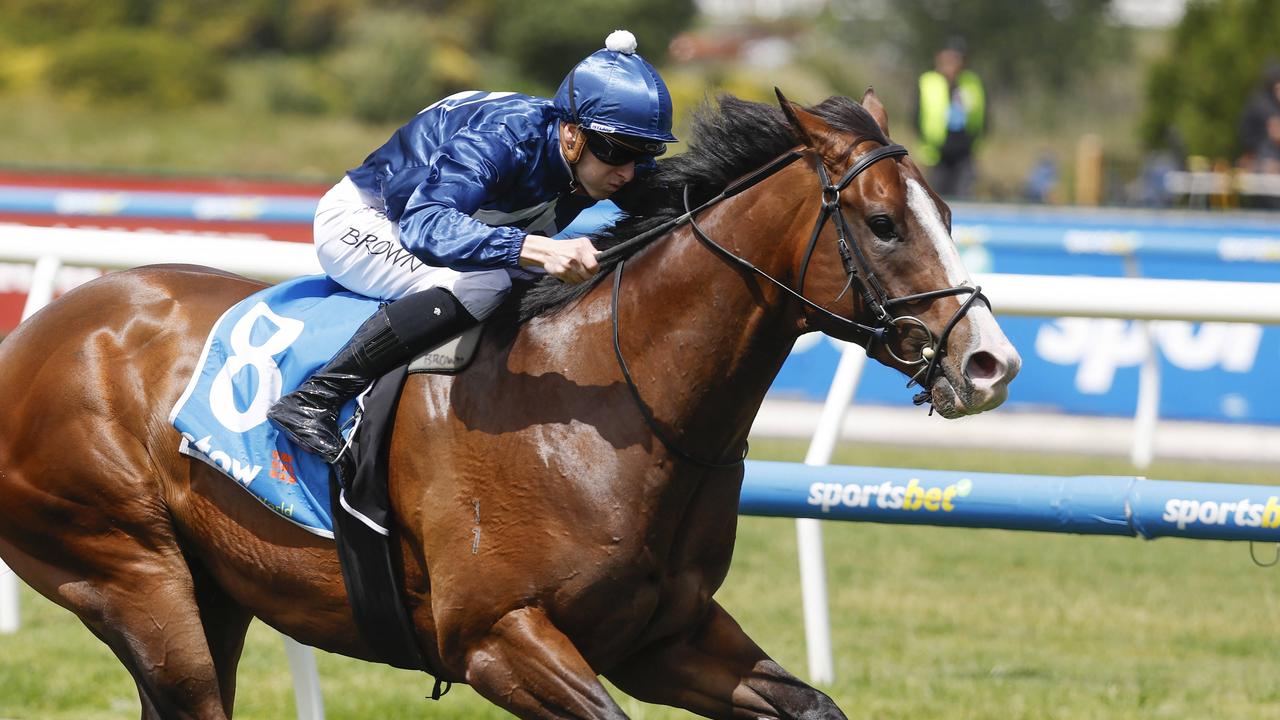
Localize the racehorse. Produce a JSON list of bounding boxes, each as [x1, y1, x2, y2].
[[0, 90, 1018, 719]]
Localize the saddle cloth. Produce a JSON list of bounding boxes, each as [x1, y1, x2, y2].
[[168, 273, 488, 539], [168, 275, 384, 536]]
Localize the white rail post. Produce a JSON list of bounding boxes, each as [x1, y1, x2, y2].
[[1122, 254, 1160, 471], [1131, 320, 1161, 470], [282, 637, 326, 719], [0, 565, 16, 634], [797, 341, 868, 685], [0, 254, 63, 634], [20, 255, 61, 321]]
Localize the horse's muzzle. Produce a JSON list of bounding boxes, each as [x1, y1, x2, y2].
[[930, 335, 1021, 419]]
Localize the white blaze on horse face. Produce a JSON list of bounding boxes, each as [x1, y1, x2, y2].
[[905, 178, 969, 288], [904, 178, 1019, 407]]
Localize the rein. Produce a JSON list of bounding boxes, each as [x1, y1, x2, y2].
[[606, 152, 802, 469], [596, 150, 804, 265], [607, 141, 988, 467]]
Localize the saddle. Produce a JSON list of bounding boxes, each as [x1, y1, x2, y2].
[[406, 325, 484, 374]]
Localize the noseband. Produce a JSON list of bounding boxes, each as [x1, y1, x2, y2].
[[602, 141, 989, 467]]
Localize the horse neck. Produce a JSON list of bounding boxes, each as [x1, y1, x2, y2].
[[582, 166, 816, 460]]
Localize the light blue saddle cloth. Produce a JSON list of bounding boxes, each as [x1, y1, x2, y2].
[[169, 275, 383, 537]]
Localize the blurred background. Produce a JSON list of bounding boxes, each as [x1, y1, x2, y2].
[[5, 3, 1280, 718], [0, 0, 1276, 203]]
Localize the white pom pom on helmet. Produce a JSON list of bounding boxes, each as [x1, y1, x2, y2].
[[605, 29, 638, 55]]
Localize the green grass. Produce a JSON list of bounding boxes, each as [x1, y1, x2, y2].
[[2, 441, 1279, 718], [0, 91, 394, 181]]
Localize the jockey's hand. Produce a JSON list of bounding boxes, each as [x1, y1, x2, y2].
[[519, 235, 600, 284]]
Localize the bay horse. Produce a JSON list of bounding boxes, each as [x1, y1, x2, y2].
[[0, 90, 1018, 719]]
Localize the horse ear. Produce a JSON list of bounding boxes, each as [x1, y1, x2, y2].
[[861, 86, 890, 135], [775, 87, 829, 148]]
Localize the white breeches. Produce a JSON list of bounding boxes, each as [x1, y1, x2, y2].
[[313, 176, 515, 320]]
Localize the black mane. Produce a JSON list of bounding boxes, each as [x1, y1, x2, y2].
[[506, 94, 890, 323]]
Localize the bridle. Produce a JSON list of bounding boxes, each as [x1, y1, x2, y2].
[[600, 140, 989, 468], [791, 143, 989, 401]]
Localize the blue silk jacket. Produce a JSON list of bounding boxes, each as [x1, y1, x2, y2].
[[346, 91, 598, 271]]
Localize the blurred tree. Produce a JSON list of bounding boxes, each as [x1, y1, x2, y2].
[[0, 0, 154, 43], [2, 0, 698, 116], [824, 0, 1125, 96], [45, 29, 225, 107], [1140, 0, 1280, 159], [0, 0, 357, 54], [153, 0, 356, 55], [329, 10, 479, 122], [486, 0, 696, 91], [278, 0, 356, 53], [888, 0, 1124, 92]]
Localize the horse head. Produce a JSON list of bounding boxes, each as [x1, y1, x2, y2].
[[775, 88, 1020, 418]]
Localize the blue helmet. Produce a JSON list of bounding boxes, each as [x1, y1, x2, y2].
[[553, 30, 677, 144]]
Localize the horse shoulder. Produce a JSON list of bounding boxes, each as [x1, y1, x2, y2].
[[1, 265, 261, 427], [0, 265, 259, 543]]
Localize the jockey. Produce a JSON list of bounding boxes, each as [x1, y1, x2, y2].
[[269, 30, 677, 463]]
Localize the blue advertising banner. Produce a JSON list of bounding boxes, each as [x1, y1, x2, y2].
[[5, 181, 1274, 426]]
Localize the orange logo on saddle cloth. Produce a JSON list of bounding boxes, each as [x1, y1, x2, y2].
[[270, 450, 298, 484]]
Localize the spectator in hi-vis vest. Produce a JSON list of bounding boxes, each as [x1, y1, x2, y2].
[[913, 37, 987, 199]]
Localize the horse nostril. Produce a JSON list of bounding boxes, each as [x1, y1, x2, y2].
[[965, 350, 1002, 382]]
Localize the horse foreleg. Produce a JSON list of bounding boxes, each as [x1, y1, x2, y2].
[[23, 557, 232, 719], [606, 601, 846, 720], [463, 606, 629, 720], [190, 559, 254, 714], [0, 512, 236, 719]]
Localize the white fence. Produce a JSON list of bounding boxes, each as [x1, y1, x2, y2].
[[1164, 170, 1280, 200], [2, 226, 1280, 714]]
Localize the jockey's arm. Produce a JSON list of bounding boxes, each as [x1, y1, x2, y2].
[[393, 141, 527, 272], [392, 131, 602, 283], [400, 177, 598, 283]]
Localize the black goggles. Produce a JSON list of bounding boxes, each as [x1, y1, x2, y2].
[[583, 130, 666, 166]]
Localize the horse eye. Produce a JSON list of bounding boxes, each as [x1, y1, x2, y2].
[[866, 215, 897, 239]]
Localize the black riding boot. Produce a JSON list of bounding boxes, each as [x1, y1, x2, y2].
[[268, 287, 477, 462]]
